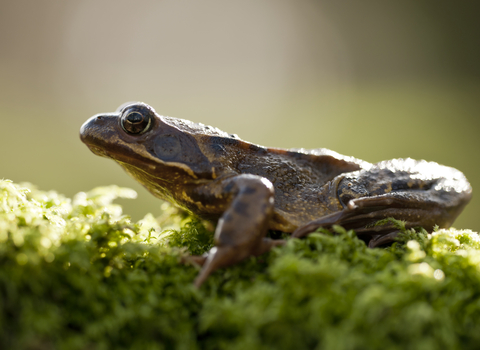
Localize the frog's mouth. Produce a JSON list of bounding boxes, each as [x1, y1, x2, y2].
[[81, 128, 159, 173], [83, 140, 147, 168]]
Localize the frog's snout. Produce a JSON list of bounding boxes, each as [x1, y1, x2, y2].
[[80, 117, 93, 141], [80, 114, 106, 137], [80, 113, 118, 156], [80, 116, 98, 145]]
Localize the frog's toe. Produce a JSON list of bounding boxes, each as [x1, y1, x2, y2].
[[292, 211, 348, 238], [181, 254, 208, 267], [252, 238, 286, 255], [368, 231, 400, 247], [194, 246, 237, 288]]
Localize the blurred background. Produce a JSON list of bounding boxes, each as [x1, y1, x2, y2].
[[1, 0, 479, 230]]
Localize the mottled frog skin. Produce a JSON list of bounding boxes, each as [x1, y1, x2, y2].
[[80, 102, 472, 286]]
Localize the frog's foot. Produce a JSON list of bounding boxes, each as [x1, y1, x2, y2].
[[181, 254, 208, 267], [194, 238, 284, 288], [183, 238, 285, 271]]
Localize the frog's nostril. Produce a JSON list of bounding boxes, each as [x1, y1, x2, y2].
[[95, 116, 107, 125]]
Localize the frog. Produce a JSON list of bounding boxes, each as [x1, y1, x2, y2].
[[80, 102, 472, 287]]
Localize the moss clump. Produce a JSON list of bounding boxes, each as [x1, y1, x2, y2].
[[1, 179, 480, 350]]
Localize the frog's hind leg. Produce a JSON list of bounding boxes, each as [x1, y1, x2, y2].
[[293, 159, 472, 245], [292, 194, 461, 243]]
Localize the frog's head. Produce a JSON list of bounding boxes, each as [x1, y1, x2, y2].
[[80, 102, 213, 181]]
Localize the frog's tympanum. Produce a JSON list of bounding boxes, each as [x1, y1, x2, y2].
[[80, 102, 472, 286]]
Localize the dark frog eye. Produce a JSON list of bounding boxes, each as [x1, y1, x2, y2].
[[121, 110, 152, 135]]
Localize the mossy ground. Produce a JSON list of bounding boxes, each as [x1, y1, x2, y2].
[[1, 179, 480, 350]]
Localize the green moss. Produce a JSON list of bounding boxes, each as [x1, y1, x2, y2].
[[1, 179, 480, 349]]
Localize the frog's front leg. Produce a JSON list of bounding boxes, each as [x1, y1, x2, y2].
[[188, 174, 281, 287]]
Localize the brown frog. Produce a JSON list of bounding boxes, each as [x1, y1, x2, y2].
[[80, 102, 472, 286]]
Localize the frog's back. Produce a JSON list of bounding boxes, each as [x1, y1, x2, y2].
[[233, 145, 368, 189]]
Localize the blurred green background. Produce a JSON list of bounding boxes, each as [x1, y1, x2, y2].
[[1, 1, 479, 230]]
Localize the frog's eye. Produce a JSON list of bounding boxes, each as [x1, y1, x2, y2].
[[121, 110, 152, 135]]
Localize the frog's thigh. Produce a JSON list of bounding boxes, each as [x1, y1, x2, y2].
[[194, 175, 276, 287]]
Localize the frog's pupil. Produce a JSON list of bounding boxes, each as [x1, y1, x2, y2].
[[127, 112, 143, 124]]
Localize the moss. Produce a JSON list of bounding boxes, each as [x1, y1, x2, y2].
[[1, 179, 480, 349]]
